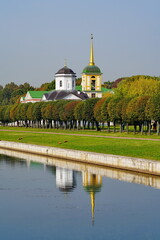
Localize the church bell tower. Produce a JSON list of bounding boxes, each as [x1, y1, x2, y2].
[[82, 35, 102, 98]]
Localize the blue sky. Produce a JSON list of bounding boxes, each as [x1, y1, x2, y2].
[[0, 0, 160, 87]]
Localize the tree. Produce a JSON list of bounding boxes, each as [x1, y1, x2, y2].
[[26, 103, 34, 127], [10, 104, 19, 125], [126, 97, 139, 133], [0, 106, 6, 125], [32, 102, 44, 127], [3, 106, 12, 125], [82, 98, 99, 130], [108, 96, 122, 132], [136, 96, 150, 134], [115, 76, 160, 99], [74, 101, 86, 129], [146, 94, 160, 135], [94, 97, 106, 128], [76, 78, 82, 86], [63, 101, 80, 129]]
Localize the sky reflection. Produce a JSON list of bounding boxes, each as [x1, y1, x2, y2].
[[0, 152, 160, 240]]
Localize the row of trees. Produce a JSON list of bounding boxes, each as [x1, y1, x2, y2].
[[0, 82, 34, 105], [0, 93, 159, 134], [0, 75, 160, 134], [0, 78, 83, 106], [2, 75, 159, 105], [0, 80, 56, 106]]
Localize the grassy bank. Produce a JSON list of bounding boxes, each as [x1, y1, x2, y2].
[[0, 126, 160, 139], [0, 127, 160, 161]]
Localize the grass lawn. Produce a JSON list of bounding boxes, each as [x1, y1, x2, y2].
[[0, 128, 160, 161], [0, 126, 160, 139]]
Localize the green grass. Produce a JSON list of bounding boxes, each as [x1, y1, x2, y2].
[[0, 126, 160, 139], [0, 128, 160, 161]]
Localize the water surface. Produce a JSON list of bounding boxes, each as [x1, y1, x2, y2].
[[0, 152, 160, 240]]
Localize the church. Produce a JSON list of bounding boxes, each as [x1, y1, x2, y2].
[[20, 35, 108, 103], [81, 34, 102, 98]]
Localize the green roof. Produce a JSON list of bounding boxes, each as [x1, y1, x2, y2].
[[76, 86, 82, 91], [84, 185, 102, 193], [101, 87, 113, 93], [29, 91, 49, 98], [82, 65, 102, 74], [76, 85, 113, 93]]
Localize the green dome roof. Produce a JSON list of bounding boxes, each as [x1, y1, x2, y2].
[[84, 185, 102, 193], [82, 65, 101, 74]]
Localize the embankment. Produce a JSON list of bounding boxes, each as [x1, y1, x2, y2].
[[0, 140, 160, 175]]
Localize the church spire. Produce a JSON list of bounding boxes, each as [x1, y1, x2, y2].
[[64, 58, 67, 67], [89, 34, 95, 66], [90, 191, 95, 225]]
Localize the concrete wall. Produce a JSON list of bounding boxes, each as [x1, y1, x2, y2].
[[0, 140, 160, 175], [1, 148, 160, 190]]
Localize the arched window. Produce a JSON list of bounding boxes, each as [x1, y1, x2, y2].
[[60, 80, 62, 87]]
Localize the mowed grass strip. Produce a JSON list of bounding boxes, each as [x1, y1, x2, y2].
[[0, 126, 160, 139], [0, 130, 160, 161]]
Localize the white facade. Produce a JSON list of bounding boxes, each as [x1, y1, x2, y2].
[[56, 167, 74, 189], [55, 74, 76, 91]]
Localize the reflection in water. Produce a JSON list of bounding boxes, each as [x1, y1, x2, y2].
[[56, 167, 76, 193], [82, 172, 102, 224], [1, 148, 160, 225], [1, 150, 160, 239], [0, 154, 27, 168], [1, 148, 160, 190]]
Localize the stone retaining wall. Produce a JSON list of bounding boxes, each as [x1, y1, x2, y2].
[[0, 140, 160, 175]]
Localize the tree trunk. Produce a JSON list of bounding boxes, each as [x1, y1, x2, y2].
[[148, 121, 151, 135], [157, 121, 160, 135], [141, 123, 144, 135], [95, 121, 100, 131], [113, 120, 116, 133], [126, 123, 129, 134], [120, 122, 122, 133], [107, 122, 110, 133], [134, 124, 136, 134]]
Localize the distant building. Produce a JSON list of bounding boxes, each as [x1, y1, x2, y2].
[[55, 65, 76, 91], [20, 91, 49, 103], [81, 34, 103, 98], [56, 167, 76, 193], [41, 65, 88, 101], [21, 65, 88, 103], [20, 35, 112, 103]]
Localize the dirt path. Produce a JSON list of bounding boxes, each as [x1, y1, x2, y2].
[[0, 129, 160, 141]]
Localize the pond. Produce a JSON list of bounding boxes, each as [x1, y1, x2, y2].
[[0, 150, 160, 240]]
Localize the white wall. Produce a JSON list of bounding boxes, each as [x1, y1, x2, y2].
[[55, 74, 76, 91]]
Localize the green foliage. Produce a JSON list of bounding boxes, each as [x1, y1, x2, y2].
[[115, 75, 160, 98], [146, 94, 160, 122], [83, 98, 99, 122], [76, 78, 82, 86], [26, 103, 34, 121], [108, 97, 121, 122], [38, 80, 55, 91], [0, 82, 34, 105], [63, 101, 80, 121], [94, 97, 106, 122], [101, 96, 112, 122], [0, 74, 160, 134], [32, 102, 44, 121], [74, 101, 85, 121]]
